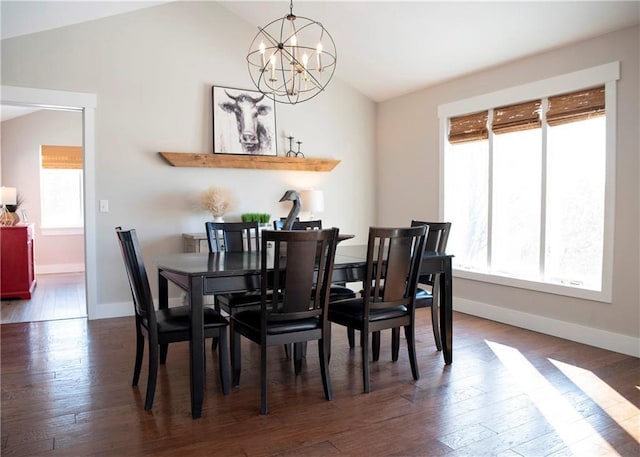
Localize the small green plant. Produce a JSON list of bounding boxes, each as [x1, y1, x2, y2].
[[241, 213, 271, 224]]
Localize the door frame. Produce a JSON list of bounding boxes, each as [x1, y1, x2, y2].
[[2, 85, 98, 319]]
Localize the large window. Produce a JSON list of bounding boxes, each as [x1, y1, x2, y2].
[[40, 145, 84, 230], [440, 63, 618, 302]]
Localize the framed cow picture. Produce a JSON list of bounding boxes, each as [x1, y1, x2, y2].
[[212, 85, 277, 156]]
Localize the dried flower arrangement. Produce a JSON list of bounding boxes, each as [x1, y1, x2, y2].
[[201, 187, 235, 219]]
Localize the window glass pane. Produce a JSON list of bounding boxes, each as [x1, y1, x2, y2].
[[492, 129, 542, 277], [41, 169, 84, 228], [445, 140, 488, 271], [546, 117, 605, 289]]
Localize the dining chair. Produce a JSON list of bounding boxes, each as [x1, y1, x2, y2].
[[230, 228, 339, 414], [328, 225, 427, 393], [410, 220, 452, 351], [206, 221, 262, 350], [273, 218, 356, 359], [115, 227, 229, 411], [272, 217, 300, 230], [348, 221, 452, 353]]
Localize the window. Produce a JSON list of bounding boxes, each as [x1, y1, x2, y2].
[[40, 145, 84, 230], [439, 63, 618, 302]]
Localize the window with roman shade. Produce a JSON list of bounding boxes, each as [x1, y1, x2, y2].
[[40, 145, 84, 230], [439, 62, 618, 303]]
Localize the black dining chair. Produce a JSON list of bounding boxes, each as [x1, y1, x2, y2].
[[115, 227, 229, 411], [348, 221, 452, 354], [206, 221, 262, 350], [273, 219, 356, 359], [230, 228, 339, 414], [410, 220, 452, 351], [328, 225, 427, 393]]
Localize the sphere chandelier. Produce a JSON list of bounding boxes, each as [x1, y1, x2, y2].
[[247, 0, 337, 105]]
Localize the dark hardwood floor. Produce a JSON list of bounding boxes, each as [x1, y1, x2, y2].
[[1, 310, 638, 456], [1, 273, 86, 324]]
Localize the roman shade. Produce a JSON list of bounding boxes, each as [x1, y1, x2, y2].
[[41, 145, 83, 169], [492, 100, 542, 135], [546, 85, 605, 127], [448, 111, 488, 144]]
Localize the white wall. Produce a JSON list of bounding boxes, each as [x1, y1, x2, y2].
[[377, 26, 639, 355], [1, 110, 85, 273], [0, 2, 376, 312]]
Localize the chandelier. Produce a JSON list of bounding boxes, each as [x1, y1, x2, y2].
[[247, 0, 337, 105]]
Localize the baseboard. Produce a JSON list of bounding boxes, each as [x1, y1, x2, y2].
[[90, 297, 186, 320], [454, 297, 640, 357], [36, 263, 85, 274]]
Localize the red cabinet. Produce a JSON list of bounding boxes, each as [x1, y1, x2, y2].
[[1, 224, 36, 299]]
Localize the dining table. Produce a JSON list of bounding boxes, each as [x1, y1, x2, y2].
[[155, 244, 453, 419]]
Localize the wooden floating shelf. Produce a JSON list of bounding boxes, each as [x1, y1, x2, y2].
[[159, 152, 340, 172]]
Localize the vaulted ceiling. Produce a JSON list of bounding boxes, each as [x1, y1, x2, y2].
[[2, 1, 639, 104]]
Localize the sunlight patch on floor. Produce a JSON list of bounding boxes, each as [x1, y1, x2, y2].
[[550, 358, 639, 442], [486, 340, 619, 455]]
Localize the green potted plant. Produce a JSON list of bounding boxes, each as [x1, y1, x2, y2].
[[241, 213, 271, 227]]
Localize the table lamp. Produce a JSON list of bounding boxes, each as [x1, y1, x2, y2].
[[1, 187, 18, 226], [300, 189, 324, 221]]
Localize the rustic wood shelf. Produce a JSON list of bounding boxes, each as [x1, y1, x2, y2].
[[159, 152, 340, 172]]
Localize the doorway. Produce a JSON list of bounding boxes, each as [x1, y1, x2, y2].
[[1, 85, 97, 321]]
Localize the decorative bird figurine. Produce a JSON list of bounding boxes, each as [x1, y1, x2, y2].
[[279, 190, 301, 230]]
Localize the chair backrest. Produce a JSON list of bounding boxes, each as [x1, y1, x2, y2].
[[205, 221, 259, 253], [261, 228, 339, 322], [410, 220, 451, 285], [273, 218, 322, 231], [362, 226, 428, 313], [410, 220, 451, 253], [115, 227, 156, 327]]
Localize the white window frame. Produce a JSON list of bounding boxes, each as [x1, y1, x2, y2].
[[437, 62, 619, 303]]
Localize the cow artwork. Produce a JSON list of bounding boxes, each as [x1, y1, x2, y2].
[[212, 86, 276, 156]]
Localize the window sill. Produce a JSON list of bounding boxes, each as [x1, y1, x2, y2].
[[41, 227, 84, 236], [453, 268, 611, 303]]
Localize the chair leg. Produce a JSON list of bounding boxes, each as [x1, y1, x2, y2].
[[318, 336, 333, 401], [145, 339, 159, 411], [431, 287, 442, 351], [211, 300, 220, 351], [231, 322, 241, 387], [132, 329, 144, 386], [159, 343, 168, 364], [391, 327, 400, 362], [347, 328, 355, 348], [260, 343, 268, 415], [372, 331, 381, 361], [284, 343, 292, 359], [361, 331, 371, 393], [294, 342, 304, 375], [216, 327, 230, 395], [404, 324, 420, 381]]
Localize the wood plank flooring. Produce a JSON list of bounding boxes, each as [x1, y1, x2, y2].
[[1, 273, 86, 324], [1, 310, 638, 456]]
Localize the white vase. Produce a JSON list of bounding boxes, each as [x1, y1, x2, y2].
[[213, 216, 224, 223]]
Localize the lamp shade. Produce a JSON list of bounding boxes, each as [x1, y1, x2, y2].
[[1, 187, 17, 205], [300, 189, 324, 214]]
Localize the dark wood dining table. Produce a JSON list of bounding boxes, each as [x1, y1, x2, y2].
[[154, 244, 453, 419]]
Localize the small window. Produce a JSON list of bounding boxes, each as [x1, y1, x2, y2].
[[40, 146, 84, 229]]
